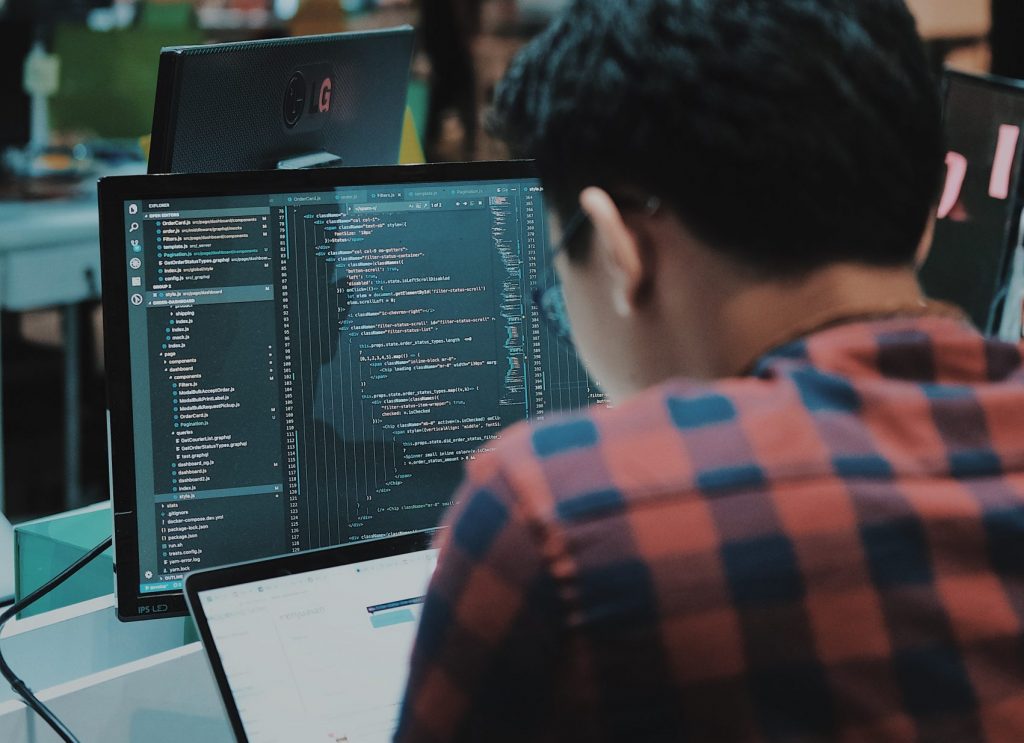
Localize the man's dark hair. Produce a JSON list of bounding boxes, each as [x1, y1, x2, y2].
[[491, 0, 944, 275]]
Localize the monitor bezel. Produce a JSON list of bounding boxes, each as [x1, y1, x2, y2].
[[183, 530, 438, 743], [99, 160, 540, 621], [943, 66, 1024, 99]]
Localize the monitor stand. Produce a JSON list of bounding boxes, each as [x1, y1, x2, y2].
[[276, 151, 344, 170]]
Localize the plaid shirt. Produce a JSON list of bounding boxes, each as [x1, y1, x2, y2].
[[395, 316, 1024, 743]]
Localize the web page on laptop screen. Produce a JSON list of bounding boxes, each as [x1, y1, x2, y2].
[[198, 548, 439, 743]]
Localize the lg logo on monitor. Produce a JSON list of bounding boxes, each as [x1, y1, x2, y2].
[[283, 64, 334, 130], [319, 77, 332, 113]]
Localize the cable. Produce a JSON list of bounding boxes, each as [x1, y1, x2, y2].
[[985, 281, 1011, 337], [0, 536, 112, 743]]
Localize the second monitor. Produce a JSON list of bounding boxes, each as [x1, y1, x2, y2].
[[147, 27, 415, 174], [100, 160, 604, 619], [921, 69, 1024, 331]]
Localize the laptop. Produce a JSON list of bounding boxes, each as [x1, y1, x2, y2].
[[185, 531, 438, 743]]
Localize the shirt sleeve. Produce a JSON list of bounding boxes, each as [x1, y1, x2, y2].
[[393, 455, 563, 743]]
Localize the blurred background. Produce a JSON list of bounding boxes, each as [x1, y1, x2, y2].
[[0, 0, 1015, 523]]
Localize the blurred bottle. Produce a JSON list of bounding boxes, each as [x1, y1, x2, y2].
[[290, 0, 345, 36], [421, 0, 481, 161]]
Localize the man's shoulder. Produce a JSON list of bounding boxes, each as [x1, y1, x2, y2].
[[472, 317, 1024, 530], [474, 375, 801, 524]]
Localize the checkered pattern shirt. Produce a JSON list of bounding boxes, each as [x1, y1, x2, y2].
[[394, 316, 1024, 743]]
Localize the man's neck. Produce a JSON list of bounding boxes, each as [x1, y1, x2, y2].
[[639, 259, 929, 386], [712, 263, 928, 377]]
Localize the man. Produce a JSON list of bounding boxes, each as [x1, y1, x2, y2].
[[396, 1, 1024, 740]]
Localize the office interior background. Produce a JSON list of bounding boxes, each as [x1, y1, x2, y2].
[[0, 0, 1018, 525], [0, 1, 1023, 740], [0, 0, 563, 526]]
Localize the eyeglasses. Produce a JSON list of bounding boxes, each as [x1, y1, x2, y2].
[[549, 207, 590, 259], [532, 281, 575, 347], [531, 207, 589, 352], [532, 196, 661, 353]]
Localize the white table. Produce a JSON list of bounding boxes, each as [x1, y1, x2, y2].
[[0, 596, 232, 742], [0, 185, 110, 515]]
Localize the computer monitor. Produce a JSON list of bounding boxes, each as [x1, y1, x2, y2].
[[147, 27, 414, 174], [100, 161, 604, 620], [919, 69, 1024, 331]]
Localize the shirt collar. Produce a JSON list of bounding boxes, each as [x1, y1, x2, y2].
[[745, 299, 971, 377]]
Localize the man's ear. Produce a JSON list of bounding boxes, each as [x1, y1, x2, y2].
[[579, 187, 646, 315]]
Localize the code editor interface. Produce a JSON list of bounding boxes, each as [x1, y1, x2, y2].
[[123, 178, 604, 593]]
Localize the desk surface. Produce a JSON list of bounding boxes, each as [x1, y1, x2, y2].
[[0, 164, 143, 254], [0, 597, 229, 742], [0, 166, 142, 311], [0, 195, 102, 311], [0, 197, 99, 254]]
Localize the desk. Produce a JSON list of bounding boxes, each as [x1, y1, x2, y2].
[[0, 191, 106, 514], [0, 595, 230, 742]]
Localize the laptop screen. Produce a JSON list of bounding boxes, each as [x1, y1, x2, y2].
[[195, 546, 438, 743]]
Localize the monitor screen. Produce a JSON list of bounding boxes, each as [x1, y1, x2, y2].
[[194, 546, 438, 743], [102, 162, 603, 618], [920, 70, 1024, 330]]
